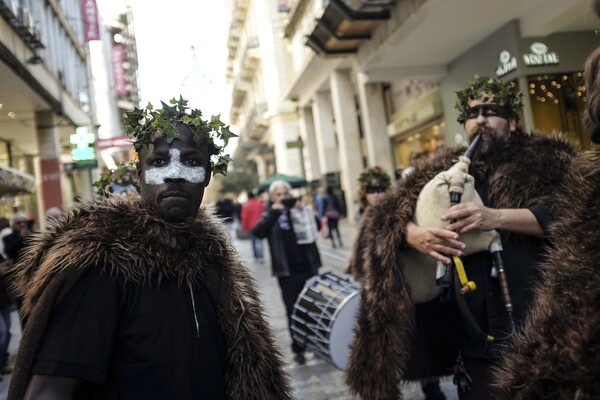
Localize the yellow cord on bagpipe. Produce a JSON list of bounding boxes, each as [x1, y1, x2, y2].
[[452, 256, 494, 342], [452, 256, 477, 293]]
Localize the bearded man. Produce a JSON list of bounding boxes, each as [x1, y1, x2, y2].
[[492, 2, 600, 397], [8, 98, 292, 400], [345, 77, 576, 400]]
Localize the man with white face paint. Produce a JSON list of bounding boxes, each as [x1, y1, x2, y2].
[[9, 99, 292, 400]]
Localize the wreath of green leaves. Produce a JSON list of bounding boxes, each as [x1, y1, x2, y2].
[[93, 160, 138, 197], [455, 76, 524, 124], [357, 166, 391, 188], [123, 96, 237, 176]]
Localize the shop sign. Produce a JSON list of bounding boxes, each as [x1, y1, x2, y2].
[[96, 135, 132, 150], [496, 50, 517, 77], [387, 94, 443, 137], [70, 127, 96, 162], [112, 45, 128, 96], [81, 0, 100, 42], [523, 42, 559, 66]]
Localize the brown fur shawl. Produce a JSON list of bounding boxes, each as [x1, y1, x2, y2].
[[493, 148, 600, 400], [8, 194, 292, 400], [344, 129, 576, 399]]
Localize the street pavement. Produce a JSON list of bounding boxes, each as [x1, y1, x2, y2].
[[0, 218, 459, 400]]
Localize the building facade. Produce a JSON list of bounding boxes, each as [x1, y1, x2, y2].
[[0, 0, 139, 224], [226, 0, 304, 186], [0, 0, 98, 221], [279, 0, 595, 221]]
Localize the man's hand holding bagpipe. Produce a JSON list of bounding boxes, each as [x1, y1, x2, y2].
[[406, 221, 465, 265], [442, 202, 544, 237]]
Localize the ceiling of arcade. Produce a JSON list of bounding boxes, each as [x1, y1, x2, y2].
[[0, 60, 73, 160]]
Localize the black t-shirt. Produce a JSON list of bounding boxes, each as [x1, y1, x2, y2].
[[32, 268, 227, 400]]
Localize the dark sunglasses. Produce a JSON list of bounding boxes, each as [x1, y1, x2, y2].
[[466, 104, 510, 120], [366, 186, 386, 194]]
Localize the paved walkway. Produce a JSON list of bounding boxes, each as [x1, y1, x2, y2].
[[238, 218, 458, 399], [0, 218, 459, 399]]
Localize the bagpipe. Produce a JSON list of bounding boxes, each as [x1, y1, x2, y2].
[[402, 133, 515, 342]]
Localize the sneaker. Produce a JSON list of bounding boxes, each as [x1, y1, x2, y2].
[[293, 353, 306, 365]]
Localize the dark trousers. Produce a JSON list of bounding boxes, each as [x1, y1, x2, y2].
[[457, 355, 497, 400], [278, 271, 314, 354], [326, 217, 342, 247], [0, 305, 11, 367]]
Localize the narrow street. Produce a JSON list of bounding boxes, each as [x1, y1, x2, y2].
[[0, 219, 458, 400]]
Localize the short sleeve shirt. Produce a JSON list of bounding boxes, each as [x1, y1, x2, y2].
[[32, 268, 227, 400]]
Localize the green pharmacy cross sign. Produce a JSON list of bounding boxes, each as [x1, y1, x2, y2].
[[70, 127, 96, 161]]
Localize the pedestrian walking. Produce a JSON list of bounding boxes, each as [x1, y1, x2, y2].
[[345, 76, 576, 400], [323, 186, 343, 248], [8, 98, 292, 400], [241, 191, 266, 263], [215, 191, 236, 235], [252, 181, 321, 365]]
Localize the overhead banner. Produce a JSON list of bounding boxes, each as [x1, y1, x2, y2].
[[111, 45, 128, 96], [81, 0, 100, 42]]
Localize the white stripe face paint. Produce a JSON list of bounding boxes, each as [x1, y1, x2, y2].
[[144, 149, 206, 185]]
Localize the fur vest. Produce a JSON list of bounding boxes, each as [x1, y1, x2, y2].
[[493, 148, 600, 400], [345, 129, 576, 400], [8, 194, 292, 400]]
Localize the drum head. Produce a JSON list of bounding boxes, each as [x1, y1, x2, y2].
[[328, 290, 360, 370]]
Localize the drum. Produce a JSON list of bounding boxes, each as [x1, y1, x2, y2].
[[291, 271, 361, 370]]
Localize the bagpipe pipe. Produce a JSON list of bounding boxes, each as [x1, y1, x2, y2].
[[401, 133, 515, 343]]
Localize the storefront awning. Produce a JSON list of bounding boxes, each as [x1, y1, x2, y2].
[[0, 165, 35, 195]]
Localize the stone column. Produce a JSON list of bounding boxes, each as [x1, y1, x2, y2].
[[311, 91, 339, 174], [35, 111, 64, 212], [298, 106, 321, 182], [330, 69, 363, 223], [356, 72, 394, 176]]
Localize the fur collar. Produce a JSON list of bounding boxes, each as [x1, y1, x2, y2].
[[345, 129, 577, 400], [14, 194, 233, 317], [9, 193, 293, 400], [493, 148, 600, 399]]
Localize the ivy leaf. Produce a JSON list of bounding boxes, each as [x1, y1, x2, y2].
[[219, 125, 237, 147], [123, 96, 235, 177]]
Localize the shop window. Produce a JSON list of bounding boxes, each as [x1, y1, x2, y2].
[[392, 120, 447, 170], [528, 73, 590, 149]]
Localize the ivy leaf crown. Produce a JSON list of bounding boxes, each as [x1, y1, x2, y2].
[[357, 166, 391, 188], [93, 160, 138, 197], [123, 96, 238, 176], [455, 75, 525, 124]]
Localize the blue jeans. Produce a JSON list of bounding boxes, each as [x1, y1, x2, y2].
[[0, 305, 11, 367], [250, 235, 264, 260]]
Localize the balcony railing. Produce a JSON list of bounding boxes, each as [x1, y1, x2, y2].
[[0, 1, 45, 50], [243, 102, 268, 141], [238, 35, 260, 81]]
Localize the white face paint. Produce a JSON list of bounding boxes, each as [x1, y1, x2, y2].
[[144, 149, 206, 185]]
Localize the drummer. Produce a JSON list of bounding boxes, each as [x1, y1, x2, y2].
[[252, 181, 321, 365], [344, 76, 576, 400]]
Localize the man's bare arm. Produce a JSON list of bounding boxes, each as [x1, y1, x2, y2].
[[25, 375, 85, 400]]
